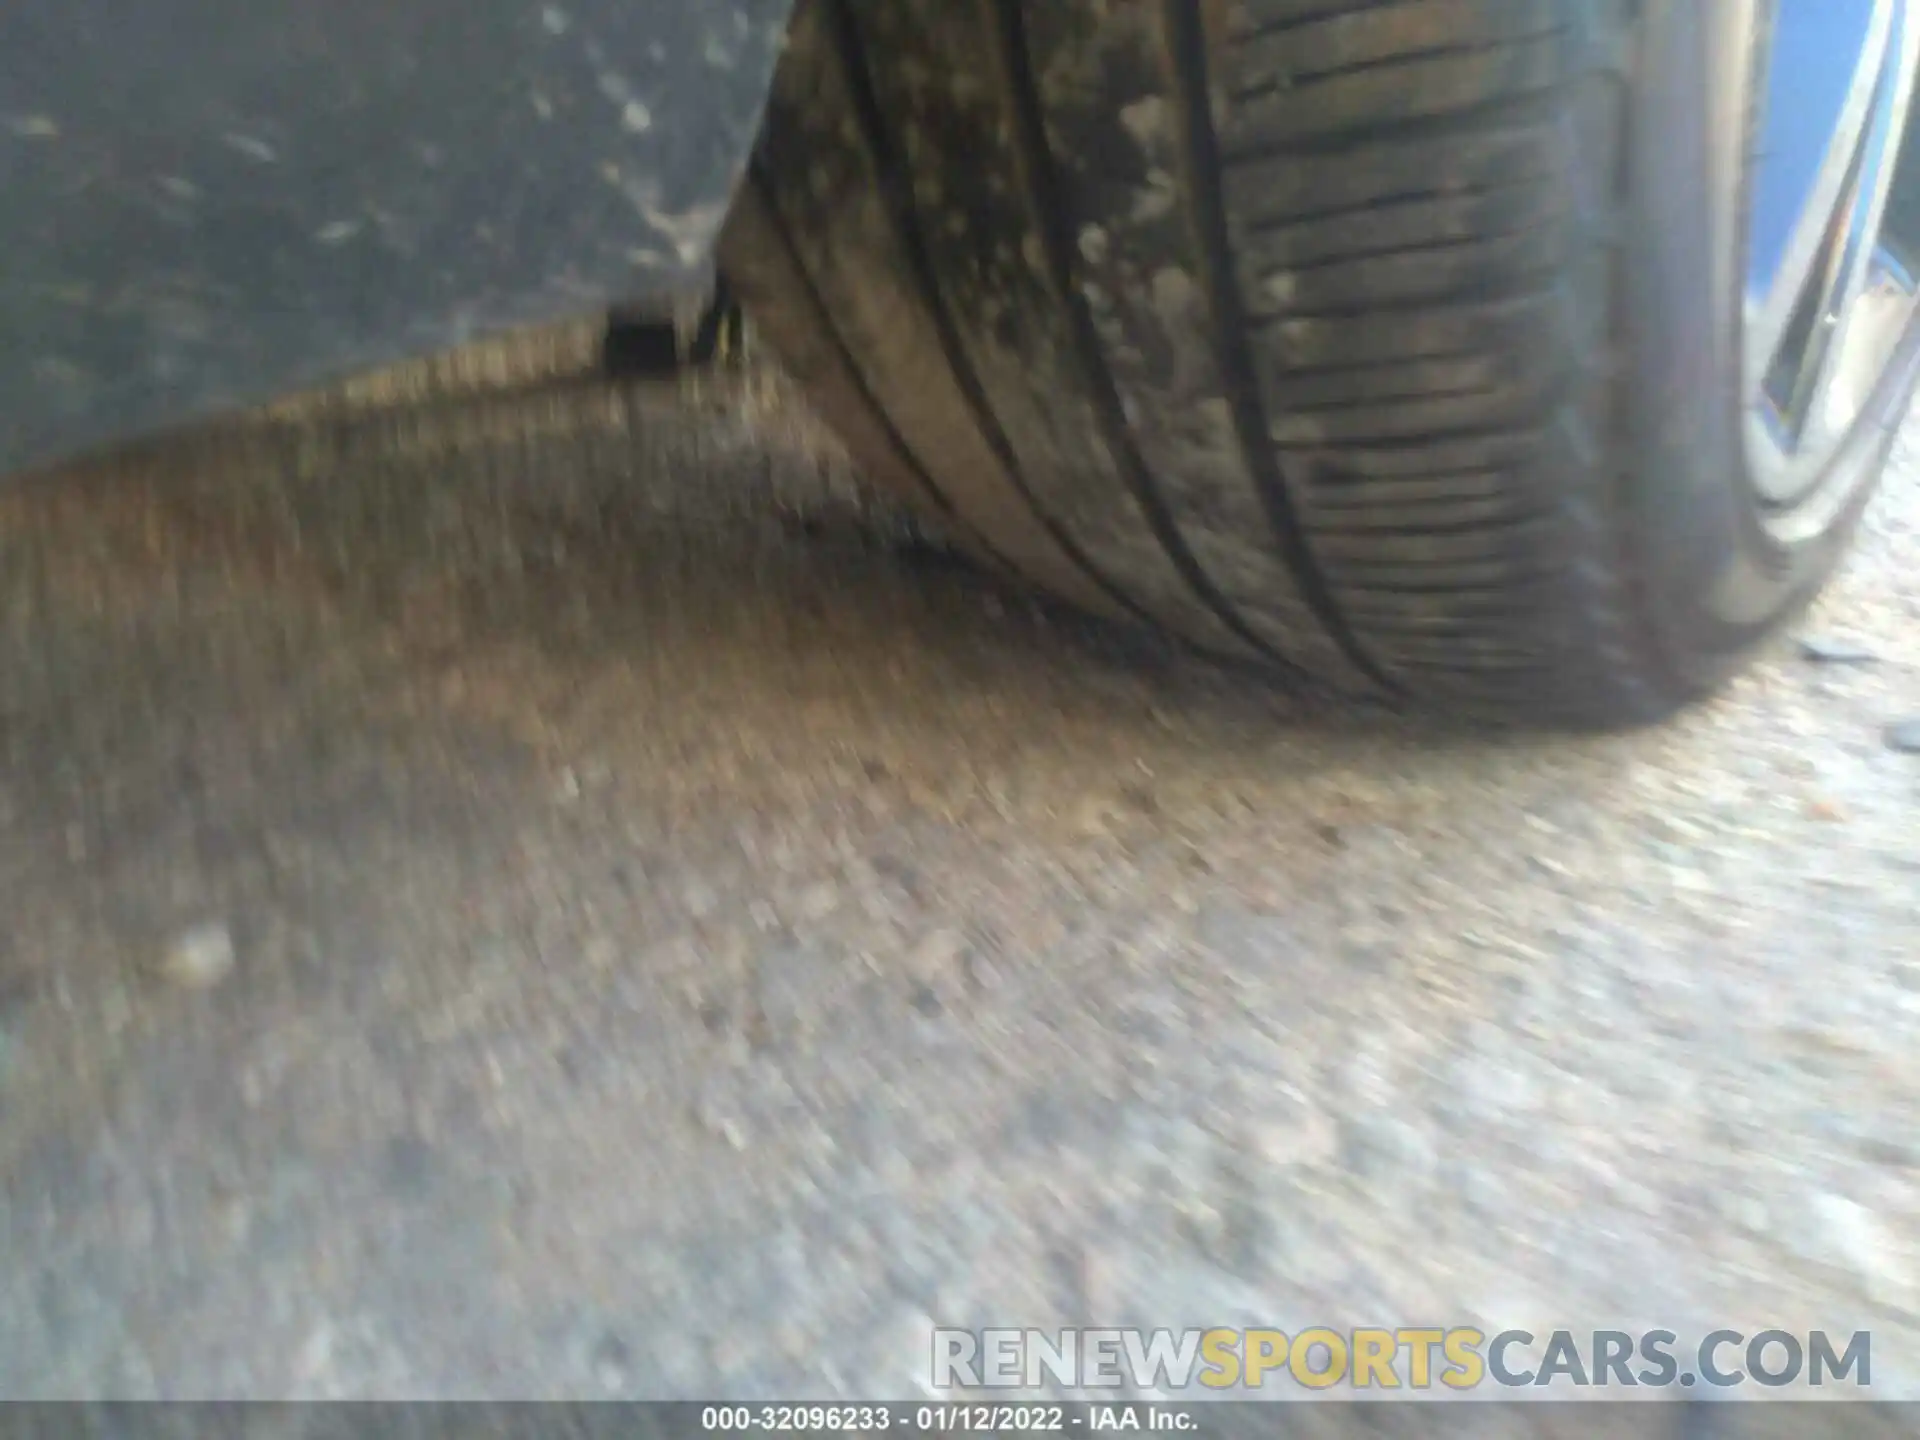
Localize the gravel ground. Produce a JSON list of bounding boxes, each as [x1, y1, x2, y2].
[[0, 350, 1916, 1407]]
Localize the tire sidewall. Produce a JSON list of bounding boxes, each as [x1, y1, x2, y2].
[[1623, 0, 1920, 690]]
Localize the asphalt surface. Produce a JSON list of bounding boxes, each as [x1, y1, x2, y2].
[[0, 340, 1917, 1405]]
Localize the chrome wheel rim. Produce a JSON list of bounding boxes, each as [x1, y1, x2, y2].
[[1744, 0, 1920, 524]]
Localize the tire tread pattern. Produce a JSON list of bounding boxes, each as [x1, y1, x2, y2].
[[722, 0, 1687, 721]]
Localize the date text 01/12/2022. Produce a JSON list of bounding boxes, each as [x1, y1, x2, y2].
[[700, 1405, 1198, 1432]]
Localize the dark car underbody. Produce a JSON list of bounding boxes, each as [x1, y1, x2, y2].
[[1, 0, 794, 476]]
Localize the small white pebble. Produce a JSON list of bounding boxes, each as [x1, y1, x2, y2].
[[1814, 1193, 1915, 1308], [160, 922, 236, 989], [222, 133, 277, 164]]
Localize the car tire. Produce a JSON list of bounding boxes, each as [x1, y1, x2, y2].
[[717, 0, 1920, 725]]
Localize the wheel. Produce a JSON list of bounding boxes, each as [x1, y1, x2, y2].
[[717, 0, 1920, 725]]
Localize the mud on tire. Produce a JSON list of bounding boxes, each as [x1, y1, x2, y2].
[[718, 0, 1920, 725]]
